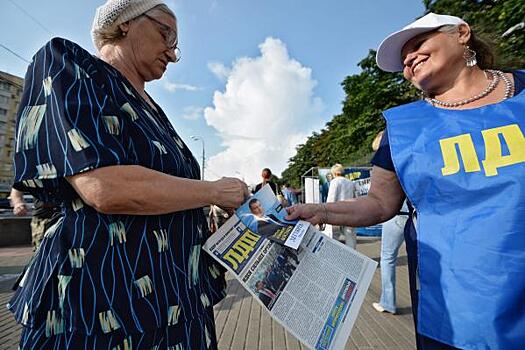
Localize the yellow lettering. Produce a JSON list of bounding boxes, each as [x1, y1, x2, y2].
[[348, 172, 361, 181], [273, 226, 292, 241], [481, 124, 525, 177], [222, 229, 260, 271], [239, 229, 260, 247], [222, 250, 242, 270], [439, 134, 481, 176]]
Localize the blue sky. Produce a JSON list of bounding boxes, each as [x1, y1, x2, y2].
[[0, 0, 425, 184]]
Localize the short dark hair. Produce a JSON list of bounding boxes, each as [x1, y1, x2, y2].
[[249, 198, 260, 209], [262, 168, 272, 178]]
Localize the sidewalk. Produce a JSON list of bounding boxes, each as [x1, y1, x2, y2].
[[0, 238, 415, 349], [0, 245, 31, 350]]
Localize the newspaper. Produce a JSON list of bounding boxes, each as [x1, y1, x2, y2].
[[204, 185, 378, 350], [234, 185, 309, 248]]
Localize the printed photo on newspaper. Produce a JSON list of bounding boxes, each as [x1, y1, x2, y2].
[[236, 185, 309, 249], [203, 186, 378, 350]]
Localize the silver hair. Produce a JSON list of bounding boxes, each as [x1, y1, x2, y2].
[[437, 24, 460, 34], [92, 4, 177, 51], [437, 23, 494, 69], [331, 164, 345, 177]]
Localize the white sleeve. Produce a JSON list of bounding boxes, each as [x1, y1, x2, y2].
[[326, 179, 338, 203]]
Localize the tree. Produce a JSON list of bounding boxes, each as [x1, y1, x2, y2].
[[282, 51, 419, 187]]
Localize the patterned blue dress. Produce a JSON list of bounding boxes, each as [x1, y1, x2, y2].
[[8, 38, 226, 349]]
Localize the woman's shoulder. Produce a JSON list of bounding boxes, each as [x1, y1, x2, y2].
[[27, 38, 119, 93], [384, 99, 426, 115], [331, 176, 346, 185], [30, 38, 102, 78], [34, 37, 93, 61]]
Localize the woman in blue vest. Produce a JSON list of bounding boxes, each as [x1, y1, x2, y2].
[[8, 0, 249, 349], [287, 13, 525, 350]]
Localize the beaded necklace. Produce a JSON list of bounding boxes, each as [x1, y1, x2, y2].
[[425, 70, 514, 108]]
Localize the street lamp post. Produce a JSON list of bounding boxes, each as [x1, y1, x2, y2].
[[190, 136, 205, 180]]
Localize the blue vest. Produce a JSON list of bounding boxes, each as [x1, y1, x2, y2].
[[384, 82, 525, 349]]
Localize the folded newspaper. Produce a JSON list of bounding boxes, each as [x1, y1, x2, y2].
[[204, 185, 378, 350]]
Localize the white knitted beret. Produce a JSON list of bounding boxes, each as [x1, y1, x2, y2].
[[92, 0, 165, 33]]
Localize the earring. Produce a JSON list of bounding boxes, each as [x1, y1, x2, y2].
[[122, 31, 127, 37], [463, 45, 477, 67]]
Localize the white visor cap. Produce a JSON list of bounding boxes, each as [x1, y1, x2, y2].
[[376, 13, 466, 72]]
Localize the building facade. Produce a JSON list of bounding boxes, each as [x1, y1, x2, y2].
[[0, 71, 23, 195]]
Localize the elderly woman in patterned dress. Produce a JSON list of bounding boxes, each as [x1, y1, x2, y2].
[[8, 0, 249, 349]]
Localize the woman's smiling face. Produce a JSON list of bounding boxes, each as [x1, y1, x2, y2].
[[401, 25, 468, 92]]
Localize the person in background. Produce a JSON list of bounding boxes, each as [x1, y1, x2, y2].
[[287, 13, 525, 349], [8, 1, 249, 349], [253, 168, 280, 195], [319, 172, 333, 203], [9, 188, 61, 250], [281, 183, 299, 207], [208, 204, 230, 233], [326, 163, 357, 249], [370, 131, 409, 315], [372, 201, 408, 314], [9, 188, 28, 217]]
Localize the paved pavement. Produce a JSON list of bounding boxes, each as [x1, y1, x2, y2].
[[0, 238, 415, 349], [0, 246, 31, 350]]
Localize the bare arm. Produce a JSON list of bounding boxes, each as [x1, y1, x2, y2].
[[67, 165, 250, 215], [9, 188, 28, 216], [286, 166, 405, 226]]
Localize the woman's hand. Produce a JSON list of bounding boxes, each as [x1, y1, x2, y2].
[[211, 177, 250, 210], [286, 203, 325, 225], [285, 166, 406, 228], [67, 165, 250, 215], [12, 203, 28, 216], [9, 188, 28, 216]]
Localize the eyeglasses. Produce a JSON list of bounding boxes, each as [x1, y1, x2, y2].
[[143, 13, 181, 62]]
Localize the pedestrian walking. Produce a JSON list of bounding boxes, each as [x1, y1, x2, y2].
[[326, 164, 357, 248], [9, 188, 61, 250]]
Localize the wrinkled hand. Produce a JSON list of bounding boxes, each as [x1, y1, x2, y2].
[[13, 203, 28, 216], [285, 203, 325, 225], [212, 177, 250, 210]]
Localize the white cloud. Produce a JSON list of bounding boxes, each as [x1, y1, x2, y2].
[[207, 62, 231, 81], [163, 80, 200, 92], [180, 106, 203, 120], [204, 37, 324, 185]]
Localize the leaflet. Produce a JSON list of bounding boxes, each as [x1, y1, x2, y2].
[[235, 184, 308, 249], [203, 186, 378, 350]]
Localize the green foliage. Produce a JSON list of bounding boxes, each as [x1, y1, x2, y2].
[[281, 51, 419, 187], [281, 0, 525, 187]]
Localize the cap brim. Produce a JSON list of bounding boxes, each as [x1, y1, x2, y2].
[[376, 27, 437, 72]]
